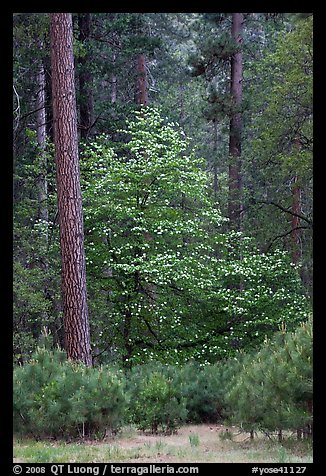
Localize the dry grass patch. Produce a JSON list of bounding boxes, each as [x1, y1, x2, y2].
[[14, 424, 313, 464]]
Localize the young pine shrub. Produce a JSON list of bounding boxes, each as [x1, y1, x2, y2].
[[128, 366, 188, 433], [13, 347, 71, 436], [175, 362, 226, 423], [224, 352, 267, 435], [73, 365, 128, 437], [224, 318, 313, 438], [13, 348, 127, 438]]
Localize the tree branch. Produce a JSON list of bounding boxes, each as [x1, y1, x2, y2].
[[255, 199, 313, 226], [266, 226, 310, 252]]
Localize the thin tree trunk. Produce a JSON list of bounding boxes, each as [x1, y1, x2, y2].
[[136, 53, 154, 303], [35, 57, 50, 334], [136, 54, 148, 105], [122, 54, 155, 368], [179, 83, 185, 127], [44, 59, 54, 141], [122, 308, 133, 370], [228, 13, 243, 232], [50, 12, 92, 367], [213, 121, 219, 203], [36, 60, 49, 237], [291, 138, 302, 265], [111, 52, 117, 104], [291, 175, 302, 264], [78, 13, 94, 139]]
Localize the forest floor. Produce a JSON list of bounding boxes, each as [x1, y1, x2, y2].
[[13, 423, 313, 464]]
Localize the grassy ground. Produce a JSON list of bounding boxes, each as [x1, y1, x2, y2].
[[13, 424, 313, 464]]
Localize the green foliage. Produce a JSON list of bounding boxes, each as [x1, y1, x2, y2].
[[127, 363, 188, 433], [14, 319, 313, 440], [250, 17, 312, 180], [224, 318, 313, 434], [13, 262, 52, 363], [13, 348, 127, 438], [126, 359, 240, 429], [13, 119, 61, 364], [244, 17, 313, 288], [173, 362, 226, 422], [81, 106, 224, 365], [80, 107, 310, 366]]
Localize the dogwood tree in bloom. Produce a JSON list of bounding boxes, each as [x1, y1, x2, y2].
[[80, 108, 310, 367]]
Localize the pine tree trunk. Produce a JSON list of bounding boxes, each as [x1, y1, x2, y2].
[[228, 13, 243, 232], [50, 13, 92, 367], [78, 13, 94, 139]]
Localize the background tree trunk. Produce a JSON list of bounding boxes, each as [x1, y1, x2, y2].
[[50, 12, 92, 367], [291, 175, 302, 264], [35, 56, 50, 334], [111, 52, 117, 104], [36, 59, 48, 234], [228, 13, 243, 232], [136, 54, 148, 105], [291, 138, 302, 265], [212, 121, 219, 204], [78, 13, 94, 139]]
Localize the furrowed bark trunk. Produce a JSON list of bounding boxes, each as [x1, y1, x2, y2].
[[228, 13, 243, 232], [50, 12, 92, 367]]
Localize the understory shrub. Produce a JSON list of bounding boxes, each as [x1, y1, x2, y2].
[[174, 362, 226, 422], [224, 318, 313, 437], [13, 319, 312, 439], [127, 363, 188, 433], [126, 359, 244, 430], [13, 348, 127, 438]]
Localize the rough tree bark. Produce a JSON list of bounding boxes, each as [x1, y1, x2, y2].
[[50, 13, 92, 366], [228, 13, 243, 232]]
